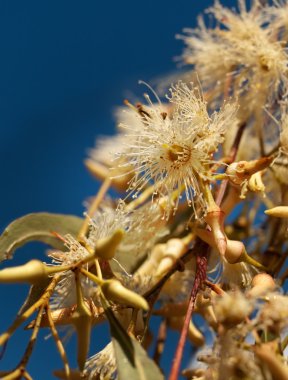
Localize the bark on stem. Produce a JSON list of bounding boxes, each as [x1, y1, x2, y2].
[[169, 123, 246, 379], [168, 241, 208, 380]]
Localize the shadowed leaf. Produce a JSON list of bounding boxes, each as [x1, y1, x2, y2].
[[106, 307, 164, 380], [20, 279, 52, 314]]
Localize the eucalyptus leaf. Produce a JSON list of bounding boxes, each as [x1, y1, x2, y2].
[[112, 250, 147, 274], [106, 307, 164, 380], [19, 278, 52, 315], [0, 213, 83, 262]]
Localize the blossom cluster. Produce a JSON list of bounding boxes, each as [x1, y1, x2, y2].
[[0, 1, 288, 380]]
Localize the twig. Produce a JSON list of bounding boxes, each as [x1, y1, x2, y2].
[[144, 249, 195, 301], [0, 275, 60, 347], [204, 280, 225, 295], [1, 305, 44, 380], [168, 121, 247, 379], [168, 241, 208, 380], [46, 304, 71, 379], [153, 319, 167, 365], [141, 248, 195, 343], [1, 368, 22, 380], [18, 304, 45, 369]]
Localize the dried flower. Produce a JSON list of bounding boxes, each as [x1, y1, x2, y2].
[[257, 293, 288, 333], [213, 290, 253, 326]]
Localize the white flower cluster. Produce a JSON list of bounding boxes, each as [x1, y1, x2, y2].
[[2, 2, 288, 380]]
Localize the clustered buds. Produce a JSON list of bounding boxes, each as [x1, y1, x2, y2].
[[2, 1, 288, 379]]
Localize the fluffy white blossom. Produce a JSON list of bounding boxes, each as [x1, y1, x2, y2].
[[87, 103, 169, 190], [180, 0, 288, 113], [117, 81, 237, 215]]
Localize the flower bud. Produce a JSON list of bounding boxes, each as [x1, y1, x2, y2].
[[101, 279, 149, 310], [224, 240, 266, 270], [240, 156, 273, 175], [196, 227, 227, 257], [136, 243, 165, 277], [156, 239, 186, 276], [196, 234, 266, 271], [227, 157, 273, 189], [226, 162, 243, 186], [0, 260, 49, 284], [196, 228, 246, 264], [224, 240, 245, 264], [95, 229, 124, 260], [196, 230, 257, 268], [265, 206, 288, 218], [248, 273, 276, 298], [205, 209, 227, 256]]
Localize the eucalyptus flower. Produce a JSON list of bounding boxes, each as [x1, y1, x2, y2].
[[180, 0, 288, 114], [2, 2, 288, 379], [117, 81, 237, 215]]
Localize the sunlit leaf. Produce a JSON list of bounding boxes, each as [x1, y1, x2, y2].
[[0, 213, 83, 262]]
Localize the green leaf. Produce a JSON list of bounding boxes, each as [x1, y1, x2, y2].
[[106, 307, 164, 380], [0, 212, 83, 262]]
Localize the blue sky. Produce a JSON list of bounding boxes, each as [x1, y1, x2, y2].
[[0, 0, 235, 378]]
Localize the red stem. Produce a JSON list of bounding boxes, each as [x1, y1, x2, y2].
[[168, 243, 208, 380], [169, 122, 246, 379]]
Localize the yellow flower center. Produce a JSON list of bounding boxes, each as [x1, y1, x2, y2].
[[163, 144, 191, 166]]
